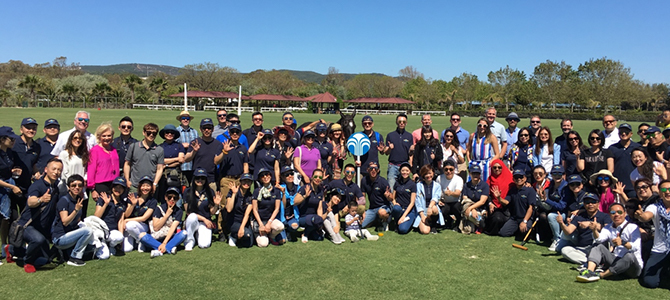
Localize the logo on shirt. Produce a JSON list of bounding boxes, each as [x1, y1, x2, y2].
[[521, 195, 527, 199], [405, 189, 411, 193], [238, 151, 244, 155], [403, 139, 409, 143]]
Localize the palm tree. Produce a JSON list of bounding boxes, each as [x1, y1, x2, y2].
[[17, 75, 43, 107], [38, 84, 61, 108], [124, 75, 143, 104], [0, 89, 10, 107], [109, 88, 126, 108], [93, 82, 112, 108], [61, 84, 79, 108], [149, 77, 168, 104]]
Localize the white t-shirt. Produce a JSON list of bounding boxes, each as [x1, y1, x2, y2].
[[646, 202, 670, 254], [603, 128, 620, 149], [436, 173, 463, 203], [540, 144, 553, 174], [51, 127, 97, 156], [441, 145, 464, 172], [630, 162, 662, 186]]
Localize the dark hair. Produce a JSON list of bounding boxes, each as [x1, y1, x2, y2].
[[46, 157, 62, 167], [65, 130, 89, 166], [344, 163, 356, 171], [660, 179, 670, 188], [396, 113, 407, 122], [419, 165, 434, 180], [632, 148, 655, 182], [560, 118, 572, 127], [638, 123, 650, 129], [588, 129, 605, 149], [186, 176, 214, 214], [419, 125, 438, 148], [634, 177, 653, 189], [516, 127, 533, 147], [143, 123, 158, 132], [450, 112, 460, 118], [442, 128, 460, 148], [252, 112, 263, 118], [348, 200, 358, 208], [67, 174, 85, 186], [119, 116, 133, 125], [227, 113, 239, 121], [532, 165, 546, 175], [534, 127, 554, 156], [311, 169, 324, 177], [566, 130, 584, 150]]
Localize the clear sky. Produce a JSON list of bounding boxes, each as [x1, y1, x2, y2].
[[1, 0, 668, 84]]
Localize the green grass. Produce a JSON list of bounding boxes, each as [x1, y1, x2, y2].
[[0, 108, 664, 299]]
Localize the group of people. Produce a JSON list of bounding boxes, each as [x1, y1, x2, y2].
[[0, 108, 669, 291]]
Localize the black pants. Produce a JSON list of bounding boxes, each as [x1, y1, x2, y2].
[[485, 209, 509, 236], [440, 201, 462, 228]]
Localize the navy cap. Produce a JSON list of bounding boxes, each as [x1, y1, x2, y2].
[[469, 164, 482, 174], [166, 187, 181, 196], [262, 129, 273, 136], [0, 126, 20, 140], [512, 169, 526, 177], [646, 126, 661, 134], [399, 162, 412, 170], [567, 174, 582, 184], [240, 173, 253, 181], [193, 167, 207, 178], [316, 123, 328, 131], [229, 123, 242, 131], [506, 112, 520, 121], [159, 124, 180, 139], [280, 166, 294, 174], [112, 177, 127, 188], [550, 165, 565, 175], [362, 115, 373, 123], [138, 175, 153, 184], [257, 168, 271, 176], [200, 118, 214, 127], [584, 192, 600, 203], [44, 118, 59, 127], [303, 130, 316, 137], [21, 117, 38, 126], [619, 123, 632, 132]]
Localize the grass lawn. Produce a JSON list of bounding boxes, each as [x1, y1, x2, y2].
[[0, 108, 665, 299]]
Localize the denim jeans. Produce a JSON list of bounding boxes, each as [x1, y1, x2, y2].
[[555, 231, 578, 254], [391, 205, 416, 234], [387, 164, 400, 192], [53, 227, 94, 259], [641, 251, 670, 288], [23, 226, 50, 265], [547, 212, 566, 242], [140, 230, 187, 252], [361, 205, 391, 229]]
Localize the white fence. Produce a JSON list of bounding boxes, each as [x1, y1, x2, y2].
[[133, 104, 195, 110], [261, 107, 308, 113], [339, 109, 407, 115], [203, 106, 254, 112], [411, 110, 447, 116]]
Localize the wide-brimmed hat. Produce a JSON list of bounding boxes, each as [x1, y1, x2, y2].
[[159, 124, 180, 139], [176, 110, 193, 121], [589, 169, 618, 186]]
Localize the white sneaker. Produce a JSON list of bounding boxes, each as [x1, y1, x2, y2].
[[137, 243, 146, 253], [150, 250, 163, 258], [350, 235, 359, 243], [185, 241, 195, 251], [548, 240, 559, 252], [228, 237, 237, 247], [170, 247, 177, 254], [367, 235, 379, 241], [331, 236, 342, 245]]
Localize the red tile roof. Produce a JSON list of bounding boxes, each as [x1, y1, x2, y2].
[[345, 97, 414, 104], [305, 92, 337, 103]]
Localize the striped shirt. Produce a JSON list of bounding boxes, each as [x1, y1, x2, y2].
[[177, 125, 199, 171]]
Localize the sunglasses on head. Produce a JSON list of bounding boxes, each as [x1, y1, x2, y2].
[[77, 117, 90, 123]]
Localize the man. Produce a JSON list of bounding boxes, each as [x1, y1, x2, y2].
[[185, 118, 227, 192], [637, 123, 650, 147], [602, 115, 619, 149], [644, 126, 665, 162], [212, 108, 228, 138], [660, 109, 670, 129], [242, 112, 264, 144], [123, 123, 164, 193], [215, 113, 249, 148], [556, 193, 611, 265], [34, 118, 59, 172], [328, 163, 366, 218], [360, 161, 392, 231], [356, 115, 384, 176], [217, 123, 249, 199], [498, 169, 536, 238], [528, 115, 542, 144], [610, 123, 640, 198], [176, 110, 199, 183], [504, 112, 520, 153], [576, 203, 642, 283], [279, 112, 300, 148], [554, 118, 573, 151], [112, 116, 138, 176], [412, 114, 438, 144], [12, 118, 41, 194], [51, 111, 96, 155], [485, 107, 507, 156], [436, 160, 463, 229], [442, 113, 469, 150], [383, 113, 413, 189]]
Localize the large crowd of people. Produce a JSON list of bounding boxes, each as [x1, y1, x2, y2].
[[0, 107, 669, 289]]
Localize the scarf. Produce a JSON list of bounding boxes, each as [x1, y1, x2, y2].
[[657, 201, 670, 251], [599, 187, 615, 213], [259, 184, 273, 199], [487, 159, 513, 209]]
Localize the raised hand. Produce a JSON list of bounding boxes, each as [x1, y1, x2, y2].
[[223, 140, 234, 152], [213, 191, 223, 206], [100, 192, 111, 204], [612, 182, 626, 195], [166, 202, 175, 216], [304, 184, 312, 197], [41, 188, 52, 203], [229, 182, 239, 196], [384, 186, 393, 199], [388, 142, 394, 150], [634, 205, 644, 220], [191, 140, 201, 152], [377, 143, 385, 152], [285, 147, 294, 159], [75, 197, 84, 212], [256, 131, 265, 140], [128, 192, 138, 206], [491, 185, 501, 198]]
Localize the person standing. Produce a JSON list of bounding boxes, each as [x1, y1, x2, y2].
[[383, 113, 413, 190], [412, 114, 438, 144], [554, 118, 573, 151], [528, 115, 542, 144], [158, 124, 185, 202], [123, 123, 164, 193], [112, 116, 138, 176], [87, 123, 119, 210], [637, 123, 651, 147], [12, 118, 41, 206], [51, 111, 96, 155], [176, 110, 199, 183], [243, 112, 264, 177], [185, 118, 226, 192], [34, 118, 60, 173], [442, 113, 469, 150], [504, 112, 520, 151], [357, 116, 384, 177], [485, 107, 508, 156], [0, 127, 22, 258], [215, 113, 249, 148], [602, 115, 620, 149], [212, 109, 228, 139], [610, 123, 640, 198]]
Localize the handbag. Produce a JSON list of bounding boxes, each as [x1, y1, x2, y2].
[[8, 205, 46, 248]]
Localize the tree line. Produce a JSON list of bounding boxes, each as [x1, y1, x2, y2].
[[0, 57, 668, 112]]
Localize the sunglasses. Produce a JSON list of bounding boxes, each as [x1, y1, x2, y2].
[[120, 125, 133, 130], [261, 173, 272, 177], [284, 117, 293, 120], [569, 182, 582, 187], [444, 167, 455, 172], [445, 135, 454, 138], [519, 134, 529, 137], [660, 187, 670, 193], [194, 177, 206, 181], [568, 137, 579, 141], [253, 118, 263, 121], [451, 118, 460, 121], [584, 201, 598, 205], [397, 120, 407, 124], [345, 171, 355, 175], [531, 120, 541, 124], [77, 118, 90, 123], [589, 137, 601, 141], [597, 176, 610, 181], [603, 120, 615, 124], [45, 125, 60, 130], [230, 130, 241, 135], [619, 131, 631, 136], [282, 172, 294, 177], [201, 127, 214, 131], [180, 117, 191, 121], [646, 134, 656, 139], [241, 180, 252, 185], [145, 131, 158, 136], [513, 175, 525, 180], [477, 124, 488, 128], [368, 166, 379, 170], [638, 129, 647, 134], [312, 175, 323, 179], [229, 120, 240, 124], [636, 185, 650, 190], [492, 166, 502, 170], [218, 114, 227, 118], [69, 183, 84, 188], [533, 172, 545, 176], [363, 122, 373, 126], [166, 195, 178, 200], [610, 210, 624, 215]]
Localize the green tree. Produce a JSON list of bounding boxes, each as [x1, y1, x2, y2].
[[398, 66, 424, 82], [17, 75, 43, 107], [124, 74, 143, 104], [177, 62, 241, 91], [488, 65, 526, 111], [39, 82, 61, 107], [577, 57, 634, 112], [0, 89, 10, 107], [532, 60, 578, 111], [149, 77, 168, 104], [93, 82, 112, 107], [61, 83, 79, 107]]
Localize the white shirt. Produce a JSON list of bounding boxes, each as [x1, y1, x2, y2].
[[436, 173, 463, 203], [646, 203, 670, 254], [489, 120, 507, 151], [50, 127, 97, 156], [630, 161, 663, 185], [603, 127, 620, 149], [595, 220, 643, 269], [441, 144, 464, 172], [57, 150, 87, 195]]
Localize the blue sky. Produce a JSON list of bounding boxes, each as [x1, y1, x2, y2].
[[1, 1, 668, 83]]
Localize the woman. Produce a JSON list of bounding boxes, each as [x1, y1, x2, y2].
[[577, 129, 613, 185], [158, 124, 185, 204], [252, 168, 285, 247], [630, 147, 666, 193], [87, 123, 119, 211], [183, 168, 221, 250], [467, 118, 500, 182], [486, 159, 512, 235], [533, 165, 558, 243], [544, 166, 568, 251], [226, 173, 254, 248], [0, 127, 22, 249], [390, 163, 417, 234], [277, 166, 300, 241], [314, 123, 334, 181], [249, 129, 281, 185], [94, 176, 127, 259], [561, 130, 586, 177], [414, 165, 444, 234], [589, 170, 621, 213], [636, 179, 670, 289], [273, 126, 295, 170], [122, 176, 157, 253], [58, 130, 89, 197], [441, 128, 466, 175], [413, 125, 443, 177], [51, 174, 93, 266], [293, 130, 321, 185], [532, 127, 561, 174], [138, 187, 187, 258], [294, 168, 326, 243], [328, 124, 347, 180], [508, 127, 534, 179], [321, 188, 345, 244]]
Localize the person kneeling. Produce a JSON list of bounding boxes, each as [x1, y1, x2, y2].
[[499, 169, 536, 238], [251, 168, 285, 247], [344, 202, 378, 242], [52, 175, 94, 266], [138, 187, 187, 258]]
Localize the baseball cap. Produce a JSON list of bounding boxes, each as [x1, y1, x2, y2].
[[112, 177, 127, 188], [362, 115, 373, 122], [584, 193, 600, 203], [229, 123, 242, 131], [193, 167, 207, 178], [619, 123, 632, 132], [567, 174, 582, 184], [646, 126, 661, 134], [200, 118, 214, 127], [166, 187, 181, 196], [469, 165, 482, 174], [316, 123, 328, 131], [550, 165, 565, 175], [44, 119, 59, 127], [512, 169, 526, 177], [303, 130, 316, 137], [21, 117, 38, 126], [262, 129, 273, 136], [240, 173, 253, 181], [0, 126, 20, 140], [138, 176, 153, 185]]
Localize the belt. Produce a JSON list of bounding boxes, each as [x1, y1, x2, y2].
[[224, 175, 240, 179]]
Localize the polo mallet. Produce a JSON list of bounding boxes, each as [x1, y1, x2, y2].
[[512, 218, 539, 251]]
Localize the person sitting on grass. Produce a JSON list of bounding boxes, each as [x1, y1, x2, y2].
[[138, 187, 187, 258], [555, 193, 611, 265], [122, 176, 157, 253], [277, 166, 301, 241], [389, 163, 417, 235], [576, 203, 642, 282], [226, 173, 254, 248], [321, 188, 345, 244], [183, 168, 222, 251], [484, 159, 511, 235], [460, 164, 489, 234], [251, 168, 285, 247], [294, 169, 326, 243], [414, 165, 444, 234], [51, 174, 93, 267], [94, 177, 128, 259], [498, 169, 536, 238], [344, 201, 378, 242], [635, 179, 670, 289], [360, 161, 393, 232]]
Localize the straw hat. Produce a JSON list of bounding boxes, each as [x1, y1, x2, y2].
[[589, 169, 618, 186], [176, 110, 193, 121]]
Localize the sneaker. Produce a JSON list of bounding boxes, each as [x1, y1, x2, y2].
[[4, 244, 14, 264], [576, 270, 600, 282], [350, 235, 359, 243], [576, 264, 588, 273], [595, 265, 604, 273], [382, 221, 389, 232], [301, 235, 308, 243], [548, 240, 559, 252], [331, 237, 342, 245], [24, 263, 36, 273], [184, 241, 195, 251], [170, 247, 177, 254], [67, 258, 86, 267], [217, 234, 227, 243], [366, 235, 379, 241], [150, 250, 163, 258], [228, 237, 237, 247], [430, 227, 438, 234], [137, 243, 146, 253]]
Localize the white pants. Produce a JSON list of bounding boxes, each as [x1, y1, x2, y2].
[[96, 229, 124, 260], [345, 229, 373, 239], [123, 221, 149, 252], [185, 213, 212, 249], [252, 219, 285, 247]]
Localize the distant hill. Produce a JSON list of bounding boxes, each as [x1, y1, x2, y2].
[[79, 64, 390, 82]]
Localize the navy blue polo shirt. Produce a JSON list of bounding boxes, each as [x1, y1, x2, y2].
[[505, 186, 536, 220], [12, 137, 40, 189], [610, 141, 640, 195], [328, 179, 364, 212], [0, 148, 16, 180], [242, 126, 263, 149], [112, 136, 138, 170], [184, 187, 215, 220], [96, 196, 127, 230], [153, 202, 184, 223], [19, 177, 59, 236], [560, 149, 579, 177], [52, 193, 83, 239], [161, 140, 185, 160], [298, 185, 324, 216], [571, 211, 611, 247], [359, 131, 383, 174], [314, 140, 333, 170], [228, 189, 253, 224], [34, 137, 56, 171], [462, 180, 490, 203], [188, 138, 224, 182], [253, 147, 279, 180], [129, 198, 158, 221], [386, 129, 413, 165], [361, 175, 390, 209], [253, 187, 282, 221], [394, 177, 416, 209], [220, 143, 249, 177]]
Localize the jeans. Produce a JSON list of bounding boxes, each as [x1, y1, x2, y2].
[[53, 227, 94, 259], [641, 251, 670, 288], [391, 205, 416, 234], [387, 164, 400, 192], [547, 212, 565, 242], [140, 230, 187, 253], [361, 205, 391, 229], [555, 232, 578, 254]]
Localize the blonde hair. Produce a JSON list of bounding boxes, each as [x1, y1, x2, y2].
[[95, 122, 114, 143]]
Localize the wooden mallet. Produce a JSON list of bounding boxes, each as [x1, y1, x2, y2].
[[512, 218, 538, 251]]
